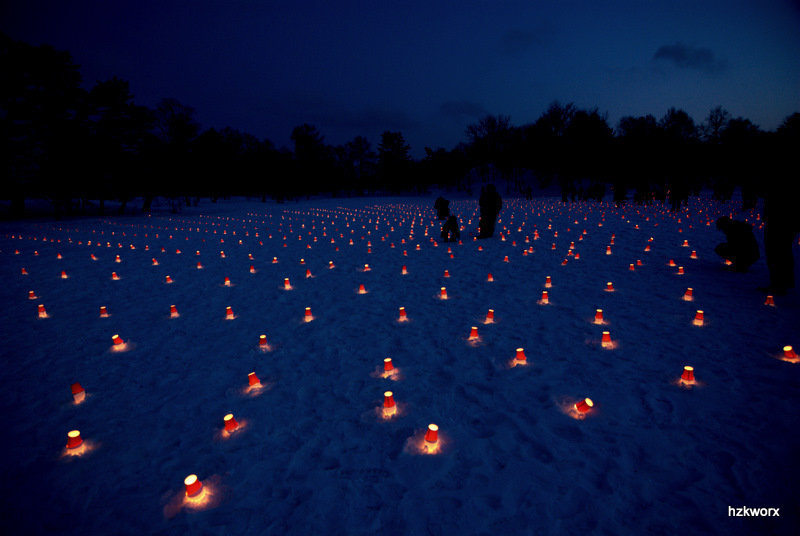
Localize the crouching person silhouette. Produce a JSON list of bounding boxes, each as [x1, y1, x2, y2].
[[714, 216, 759, 272], [441, 215, 460, 242]]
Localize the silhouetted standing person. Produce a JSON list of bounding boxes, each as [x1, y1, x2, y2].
[[440, 215, 460, 242], [478, 184, 502, 238], [714, 216, 759, 272], [434, 196, 450, 220], [760, 180, 800, 295]]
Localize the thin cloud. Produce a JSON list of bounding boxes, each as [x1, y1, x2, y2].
[[652, 42, 727, 73]]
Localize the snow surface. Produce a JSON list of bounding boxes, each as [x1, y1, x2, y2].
[[1, 193, 798, 536]]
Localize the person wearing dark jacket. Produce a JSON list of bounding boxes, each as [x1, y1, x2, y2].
[[440, 215, 460, 242], [434, 197, 450, 220], [714, 216, 760, 272], [478, 184, 502, 238]]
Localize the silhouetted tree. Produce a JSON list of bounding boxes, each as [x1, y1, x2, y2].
[[377, 130, 411, 194], [86, 76, 154, 214], [0, 32, 85, 216]]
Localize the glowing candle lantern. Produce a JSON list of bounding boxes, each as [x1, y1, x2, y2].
[[329, 261, 335, 269], [384, 357, 394, 372], [601, 331, 612, 348], [487, 273, 493, 282], [364, 264, 371, 272], [29, 290, 36, 299], [226, 306, 234, 320], [681, 366, 695, 382], [383, 391, 396, 408], [629, 263, 635, 271], [284, 278, 291, 290], [250, 265, 256, 273], [398, 307, 407, 321], [691, 251, 697, 259], [682, 240, 689, 247], [112, 334, 124, 346], [783, 346, 797, 359], [503, 255, 509, 262], [66, 430, 83, 449], [111, 272, 119, 280], [545, 276, 552, 288], [595, 309, 603, 323], [224, 277, 230, 286], [669, 259, 676, 267], [153, 258, 159, 265], [166, 275, 173, 284], [272, 257, 278, 264], [606, 282, 614, 292], [61, 270, 67, 279], [425, 424, 439, 444], [515, 348, 527, 363], [184, 475, 202, 497], [223, 413, 239, 432], [678, 266, 684, 275], [22, 268, 28, 275], [115, 254, 121, 263], [606, 246, 612, 255], [100, 306, 108, 317], [540, 291, 549, 304], [440, 287, 448, 300], [38, 304, 47, 318], [71, 383, 85, 404], [644, 245, 650, 252], [469, 326, 479, 340], [693, 310, 704, 326], [683, 288, 693, 300], [574, 398, 593, 413], [248, 372, 260, 386], [304, 307, 312, 322], [764, 295, 775, 306], [484, 309, 495, 323], [443, 270, 450, 278]]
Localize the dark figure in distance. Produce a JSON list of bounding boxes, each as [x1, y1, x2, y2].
[[714, 216, 760, 272], [434, 196, 450, 220], [440, 215, 460, 242], [760, 179, 800, 295], [478, 184, 502, 238]]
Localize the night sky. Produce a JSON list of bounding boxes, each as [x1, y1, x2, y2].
[[3, 0, 798, 157]]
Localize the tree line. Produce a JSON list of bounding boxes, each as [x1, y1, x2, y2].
[[1, 33, 797, 217]]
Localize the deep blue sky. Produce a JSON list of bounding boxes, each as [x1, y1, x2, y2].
[[3, 0, 799, 158]]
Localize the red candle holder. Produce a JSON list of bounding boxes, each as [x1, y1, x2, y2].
[[71, 383, 85, 404], [515, 348, 526, 362], [425, 424, 439, 443], [248, 372, 260, 386], [66, 430, 83, 449], [223, 413, 239, 432], [681, 366, 695, 382], [184, 474, 202, 497], [574, 398, 593, 413]]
